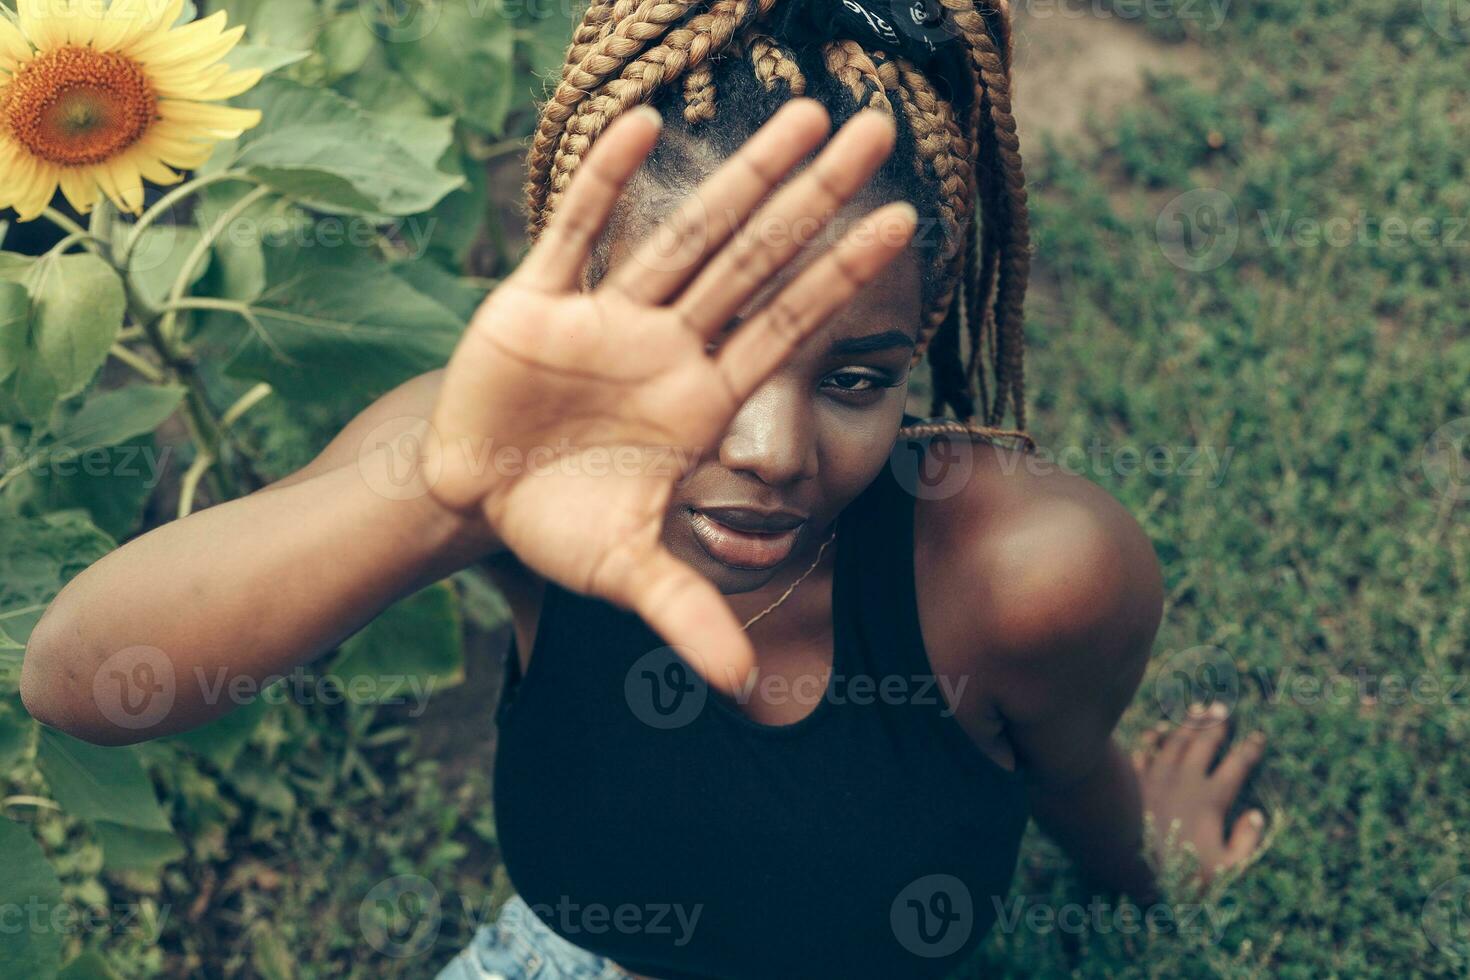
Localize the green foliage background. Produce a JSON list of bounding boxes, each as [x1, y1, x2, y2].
[[0, 0, 1467, 977]]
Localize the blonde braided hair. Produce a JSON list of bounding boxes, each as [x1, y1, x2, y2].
[[522, 0, 1034, 451]]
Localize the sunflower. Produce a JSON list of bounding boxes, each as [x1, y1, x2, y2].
[[0, 0, 263, 221]]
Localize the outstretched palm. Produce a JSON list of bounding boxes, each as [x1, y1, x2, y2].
[[428, 100, 917, 694]]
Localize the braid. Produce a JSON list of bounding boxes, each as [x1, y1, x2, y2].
[[821, 39, 891, 114], [525, 0, 1033, 447], [538, 0, 775, 231], [748, 33, 807, 95], [683, 60, 719, 122], [563, 0, 624, 79], [942, 0, 1030, 429], [524, 0, 697, 230]]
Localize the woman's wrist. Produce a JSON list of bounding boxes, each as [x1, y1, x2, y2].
[[350, 415, 504, 573]]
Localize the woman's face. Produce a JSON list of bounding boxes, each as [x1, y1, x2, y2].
[[593, 201, 926, 596]]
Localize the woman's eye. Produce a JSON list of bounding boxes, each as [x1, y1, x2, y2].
[[823, 370, 895, 397]]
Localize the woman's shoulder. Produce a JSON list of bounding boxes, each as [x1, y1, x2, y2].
[[911, 436, 1165, 719]]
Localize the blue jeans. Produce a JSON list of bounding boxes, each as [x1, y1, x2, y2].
[[436, 894, 636, 979]]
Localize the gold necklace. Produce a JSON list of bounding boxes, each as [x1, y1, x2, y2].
[[740, 529, 837, 630]]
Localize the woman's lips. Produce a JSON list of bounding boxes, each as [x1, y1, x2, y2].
[[687, 508, 804, 570]]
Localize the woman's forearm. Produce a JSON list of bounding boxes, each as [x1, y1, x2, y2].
[[1025, 737, 1159, 902], [20, 441, 499, 746]]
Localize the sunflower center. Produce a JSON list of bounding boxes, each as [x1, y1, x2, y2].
[[3, 46, 157, 166]]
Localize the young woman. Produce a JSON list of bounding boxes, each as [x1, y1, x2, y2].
[[21, 1, 1267, 977]]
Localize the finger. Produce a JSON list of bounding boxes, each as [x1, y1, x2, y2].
[[512, 106, 665, 294], [714, 200, 917, 401], [673, 109, 900, 341], [1132, 724, 1165, 771], [1210, 730, 1267, 801], [617, 545, 757, 698], [1183, 702, 1232, 772], [1220, 809, 1266, 868], [1156, 703, 1211, 769], [603, 98, 833, 306]]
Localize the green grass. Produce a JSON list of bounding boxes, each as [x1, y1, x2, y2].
[[963, 1, 1470, 976]]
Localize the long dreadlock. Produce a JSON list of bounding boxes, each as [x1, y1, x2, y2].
[[522, 0, 1034, 450]]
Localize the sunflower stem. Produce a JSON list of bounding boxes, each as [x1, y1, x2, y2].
[[108, 343, 164, 383], [125, 283, 235, 505], [119, 169, 258, 269], [39, 208, 104, 257], [159, 184, 273, 347]]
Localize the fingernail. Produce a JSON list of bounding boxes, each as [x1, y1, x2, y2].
[[633, 105, 663, 128], [1248, 810, 1265, 827], [1208, 702, 1228, 719], [1188, 701, 1205, 717], [892, 201, 918, 223]]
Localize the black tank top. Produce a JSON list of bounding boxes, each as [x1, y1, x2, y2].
[[491, 420, 1029, 979]]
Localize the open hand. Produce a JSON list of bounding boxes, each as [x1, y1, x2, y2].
[[1132, 704, 1269, 888], [427, 99, 918, 695]]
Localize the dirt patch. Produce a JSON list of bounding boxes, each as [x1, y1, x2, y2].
[[1009, 5, 1211, 145]]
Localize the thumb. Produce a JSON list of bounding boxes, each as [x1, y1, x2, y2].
[[616, 545, 757, 698]]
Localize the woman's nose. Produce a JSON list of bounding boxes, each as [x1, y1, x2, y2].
[[717, 377, 817, 487]]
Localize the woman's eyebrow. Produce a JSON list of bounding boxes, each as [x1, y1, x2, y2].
[[827, 329, 917, 356]]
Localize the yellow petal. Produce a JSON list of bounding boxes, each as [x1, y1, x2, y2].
[[93, 0, 185, 53], [194, 67, 262, 101], [126, 9, 226, 61], [158, 99, 262, 138], [136, 24, 245, 72], [0, 18, 33, 71], [102, 156, 145, 214], [18, 0, 74, 50], [13, 157, 62, 222], [57, 167, 99, 214]]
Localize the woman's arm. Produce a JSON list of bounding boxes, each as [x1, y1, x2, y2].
[[20, 369, 501, 746], [952, 452, 1264, 897]]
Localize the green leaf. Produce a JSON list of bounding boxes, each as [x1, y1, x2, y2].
[[219, 0, 319, 49], [387, 1, 516, 135], [21, 253, 127, 401], [0, 817, 63, 980], [0, 279, 28, 384], [127, 224, 207, 308], [317, 13, 378, 80], [51, 385, 185, 455], [2, 435, 162, 541], [92, 820, 185, 873], [224, 43, 312, 75], [57, 950, 122, 980], [0, 253, 126, 422], [0, 513, 115, 645], [35, 728, 173, 832], [229, 77, 465, 216], [170, 694, 269, 771], [390, 258, 488, 324], [328, 583, 464, 701], [224, 244, 464, 406], [0, 696, 33, 773]]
